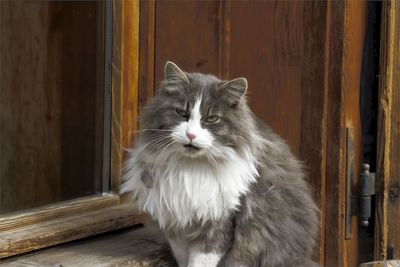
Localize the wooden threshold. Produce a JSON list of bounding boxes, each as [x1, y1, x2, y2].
[[0, 224, 174, 267], [0, 203, 146, 259]]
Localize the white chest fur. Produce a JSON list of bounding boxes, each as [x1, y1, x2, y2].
[[122, 147, 258, 228]]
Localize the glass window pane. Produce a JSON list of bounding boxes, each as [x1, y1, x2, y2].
[[0, 1, 106, 214]]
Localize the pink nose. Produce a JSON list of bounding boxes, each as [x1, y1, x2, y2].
[[187, 132, 196, 141]]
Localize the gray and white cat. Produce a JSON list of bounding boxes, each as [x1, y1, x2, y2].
[[122, 61, 319, 267]]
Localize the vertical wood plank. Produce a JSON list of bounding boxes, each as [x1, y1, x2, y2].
[[300, 2, 329, 264], [325, 1, 368, 266], [343, 2, 368, 266], [229, 1, 303, 155], [111, 0, 139, 190], [324, 2, 347, 266], [138, 0, 155, 111], [375, 0, 400, 260], [154, 1, 222, 83], [219, 0, 230, 80]]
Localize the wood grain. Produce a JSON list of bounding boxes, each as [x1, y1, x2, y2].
[[138, 0, 156, 112], [154, 0, 222, 83], [360, 261, 400, 267], [324, 2, 346, 266], [0, 204, 146, 259], [229, 1, 303, 155], [0, 194, 119, 232], [299, 2, 328, 264], [324, 1, 368, 266], [0, 225, 174, 267], [111, 0, 139, 191], [375, 0, 400, 260], [342, 3, 368, 266]]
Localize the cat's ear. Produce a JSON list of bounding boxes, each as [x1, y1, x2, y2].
[[218, 78, 248, 106], [164, 61, 189, 84]]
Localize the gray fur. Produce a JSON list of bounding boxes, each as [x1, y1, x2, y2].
[[123, 62, 319, 267]]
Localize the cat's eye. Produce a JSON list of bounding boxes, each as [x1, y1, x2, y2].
[[205, 115, 220, 123], [176, 107, 187, 117]]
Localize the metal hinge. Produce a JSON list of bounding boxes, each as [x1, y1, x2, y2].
[[345, 128, 376, 239], [358, 163, 376, 227]]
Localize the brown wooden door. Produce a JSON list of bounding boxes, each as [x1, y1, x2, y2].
[[138, 1, 370, 266]]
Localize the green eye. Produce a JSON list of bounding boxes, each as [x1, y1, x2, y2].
[[176, 108, 187, 117], [205, 115, 220, 123]]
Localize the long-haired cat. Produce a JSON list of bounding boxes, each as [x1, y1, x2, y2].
[[122, 61, 319, 267]]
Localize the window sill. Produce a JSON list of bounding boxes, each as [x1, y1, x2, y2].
[[0, 203, 146, 259]]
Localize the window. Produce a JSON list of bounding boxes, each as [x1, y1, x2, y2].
[[0, 1, 142, 259]]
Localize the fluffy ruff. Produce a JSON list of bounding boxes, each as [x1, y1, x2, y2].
[[122, 143, 259, 228]]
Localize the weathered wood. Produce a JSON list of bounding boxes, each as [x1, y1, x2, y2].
[[0, 194, 119, 232], [138, 0, 156, 112], [299, 2, 328, 264], [0, 204, 146, 259], [154, 1, 222, 83], [0, 224, 174, 267], [360, 260, 400, 267], [324, 2, 346, 266], [111, 0, 140, 191], [342, 3, 368, 266], [375, 0, 400, 260], [229, 1, 303, 155], [324, 1, 368, 266]]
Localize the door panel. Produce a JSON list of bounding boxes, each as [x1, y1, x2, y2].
[[139, 1, 370, 266], [229, 1, 303, 154]]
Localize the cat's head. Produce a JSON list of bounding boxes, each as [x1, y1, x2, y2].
[[139, 61, 254, 161]]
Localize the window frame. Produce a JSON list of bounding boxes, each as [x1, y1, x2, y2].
[[0, 0, 143, 259]]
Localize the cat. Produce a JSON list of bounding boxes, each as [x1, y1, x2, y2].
[[121, 61, 319, 267]]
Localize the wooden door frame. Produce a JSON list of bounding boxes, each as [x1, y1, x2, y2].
[[324, 1, 370, 266], [0, 0, 145, 259], [374, 0, 400, 261]]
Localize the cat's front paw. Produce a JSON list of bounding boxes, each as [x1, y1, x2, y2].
[[187, 252, 222, 267], [187, 263, 218, 267]]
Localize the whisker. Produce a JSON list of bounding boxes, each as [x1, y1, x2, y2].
[[139, 135, 172, 150], [153, 140, 175, 167], [129, 129, 174, 134]]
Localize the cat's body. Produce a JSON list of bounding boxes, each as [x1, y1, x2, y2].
[[122, 62, 318, 267]]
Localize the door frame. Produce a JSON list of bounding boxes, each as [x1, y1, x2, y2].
[[374, 0, 400, 261]]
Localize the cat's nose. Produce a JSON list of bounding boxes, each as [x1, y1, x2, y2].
[[186, 132, 196, 141]]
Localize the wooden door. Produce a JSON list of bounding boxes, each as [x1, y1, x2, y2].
[[138, 1, 370, 266]]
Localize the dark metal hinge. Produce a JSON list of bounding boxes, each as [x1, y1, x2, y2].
[[345, 128, 376, 239], [358, 163, 376, 227]]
